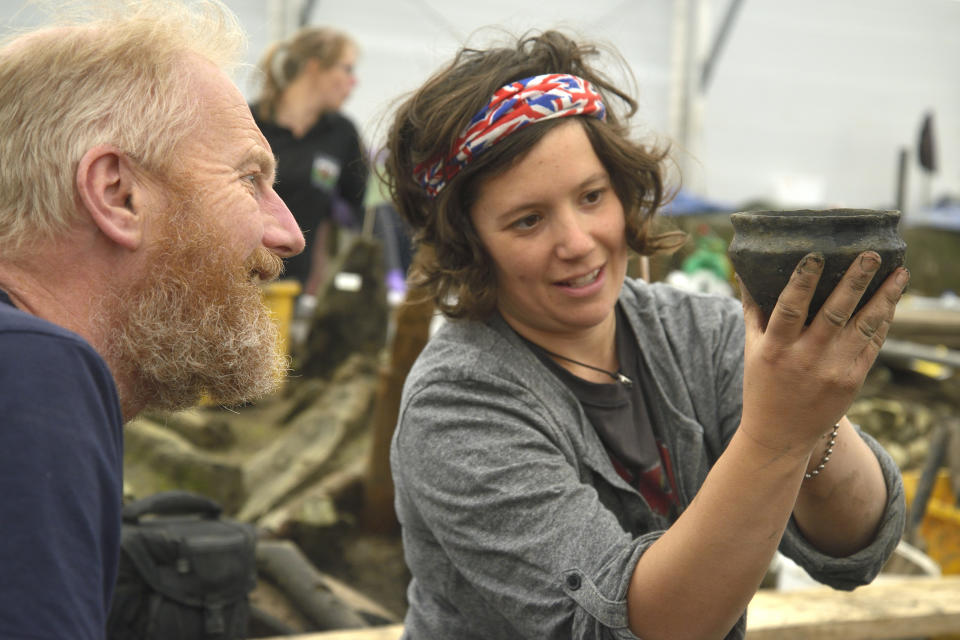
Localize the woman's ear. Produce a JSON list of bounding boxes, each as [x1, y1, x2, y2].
[[76, 144, 143, 251], [302, 57, 323, 75]]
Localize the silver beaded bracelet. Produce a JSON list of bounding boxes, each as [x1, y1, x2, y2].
[[805, 423, 839, 479]]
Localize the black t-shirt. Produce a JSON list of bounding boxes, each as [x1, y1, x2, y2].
[[522, 304, 680, 515], [253, 108, 369, 284]]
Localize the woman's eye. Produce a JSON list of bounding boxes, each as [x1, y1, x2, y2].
[[512, 213, 542, 231], [583, 188, 604, 205]]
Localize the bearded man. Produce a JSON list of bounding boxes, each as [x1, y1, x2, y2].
[[0, 2, 305, 637]]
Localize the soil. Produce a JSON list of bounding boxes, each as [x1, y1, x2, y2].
[[320, 531, 410, 619]]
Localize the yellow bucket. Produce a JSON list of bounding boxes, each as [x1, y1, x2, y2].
[[903, 469, 960, 575], [260, 279, 301, 358]]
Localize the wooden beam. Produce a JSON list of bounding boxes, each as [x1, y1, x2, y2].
[[745, 576, 960, 640], [889, 306, 960, 349], [256, 576, 960, 640], [257, 625, 403, 640]]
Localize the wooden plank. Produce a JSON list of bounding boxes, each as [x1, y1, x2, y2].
[[258, 577, 960, 640], [745, 576, 960, 640], [889, 306, 960, 349], [257, 625, 403, 640]]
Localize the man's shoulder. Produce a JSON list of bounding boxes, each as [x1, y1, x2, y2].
[[0, 308, 123, 640], [0, 301, 98, 354], [0, 302, 116, 404]]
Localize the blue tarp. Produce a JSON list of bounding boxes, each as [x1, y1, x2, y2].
[[905, 202, 960, 231], [661, 189, 733, 216]]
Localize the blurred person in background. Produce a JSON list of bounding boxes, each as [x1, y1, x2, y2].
[[0, 1, 304, 637], [252, 26, 368, 311]]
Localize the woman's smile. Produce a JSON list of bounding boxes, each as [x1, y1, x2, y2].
[[469, 120, 628, 348]]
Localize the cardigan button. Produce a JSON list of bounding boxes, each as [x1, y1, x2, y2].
[[565, 573, 582, 590]]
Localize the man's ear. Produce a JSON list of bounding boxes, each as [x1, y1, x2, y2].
[[76, 145, 144, 251]]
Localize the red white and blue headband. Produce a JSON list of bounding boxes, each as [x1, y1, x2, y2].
[[413, 73, 607, 198]]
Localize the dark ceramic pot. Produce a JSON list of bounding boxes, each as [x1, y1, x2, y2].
[[727, 209, 906, 322]]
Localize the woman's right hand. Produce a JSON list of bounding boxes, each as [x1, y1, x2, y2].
[[737, 250, 908, 457]]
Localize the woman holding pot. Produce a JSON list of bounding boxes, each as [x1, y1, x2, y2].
[[383, 30, 908, 640]]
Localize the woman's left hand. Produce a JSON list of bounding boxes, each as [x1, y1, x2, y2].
[[737, 251, 909, 456]]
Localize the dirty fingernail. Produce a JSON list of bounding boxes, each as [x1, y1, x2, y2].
[[896, 268, 910, 288], [860, 252, 881, 273], [798, 253, 824, 274]]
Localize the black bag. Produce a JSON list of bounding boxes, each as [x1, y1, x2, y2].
[[107, 490, 258, 639]]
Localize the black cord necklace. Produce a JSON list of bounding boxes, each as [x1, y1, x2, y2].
[[538, 346, 633, 386]]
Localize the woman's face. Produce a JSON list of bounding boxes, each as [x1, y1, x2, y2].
[[469, 120, 628, 346], [314, 44, 357, 111]]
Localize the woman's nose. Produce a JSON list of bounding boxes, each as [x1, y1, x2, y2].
[[554, 209, 596, 260]]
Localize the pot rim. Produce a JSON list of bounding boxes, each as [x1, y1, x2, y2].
[[730, 208, 900, 220]]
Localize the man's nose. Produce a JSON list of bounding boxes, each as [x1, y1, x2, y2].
[[261, 188, 305, 257]]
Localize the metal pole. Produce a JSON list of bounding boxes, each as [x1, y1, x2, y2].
[[268, 0, 301, 41], [700, 0, 746, 93], [896, 147, 908, 216], [667, 0, 690, 147], [299, 0, 318, 27]]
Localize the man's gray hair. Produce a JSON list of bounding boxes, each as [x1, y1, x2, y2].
[[0, 0, 246, 255]]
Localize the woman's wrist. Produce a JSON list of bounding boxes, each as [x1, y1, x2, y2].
[[804, 423, 839, 479]]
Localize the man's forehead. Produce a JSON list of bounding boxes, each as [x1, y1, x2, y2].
[[184, 53, 240, 102], [182, 56, 274, 168]]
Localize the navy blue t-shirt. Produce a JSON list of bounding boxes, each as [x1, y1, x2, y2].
[[0, 291, 124, 639]]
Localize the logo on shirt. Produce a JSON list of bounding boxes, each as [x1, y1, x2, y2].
[[311, 154, 342, 192]]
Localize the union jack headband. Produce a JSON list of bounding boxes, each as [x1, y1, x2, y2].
[[413, 73, 607, 198]]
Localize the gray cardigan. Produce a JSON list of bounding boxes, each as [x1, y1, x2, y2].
[[391, 278, 905, 639]]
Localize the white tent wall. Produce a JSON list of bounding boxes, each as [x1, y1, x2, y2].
[[2, 0, 957, 214], [250, 0, 959, 214], [240, 0, 679, 155], [692, 0, 960, 213]]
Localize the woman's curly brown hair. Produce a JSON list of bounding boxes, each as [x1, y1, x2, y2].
[[380, 30, 684, 320]]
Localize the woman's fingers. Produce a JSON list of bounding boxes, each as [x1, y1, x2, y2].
[[809, 253, 909, 361], [848, 266, 910, 364], [765, 253, 823, 341], [740, 252, 909, 451], [810, 252, 881, 333]]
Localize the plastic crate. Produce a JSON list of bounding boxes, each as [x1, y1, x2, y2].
[[902, 469, 960, 575]]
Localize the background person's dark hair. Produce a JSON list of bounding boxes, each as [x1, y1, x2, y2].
[[382, 30, 685, 320]]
